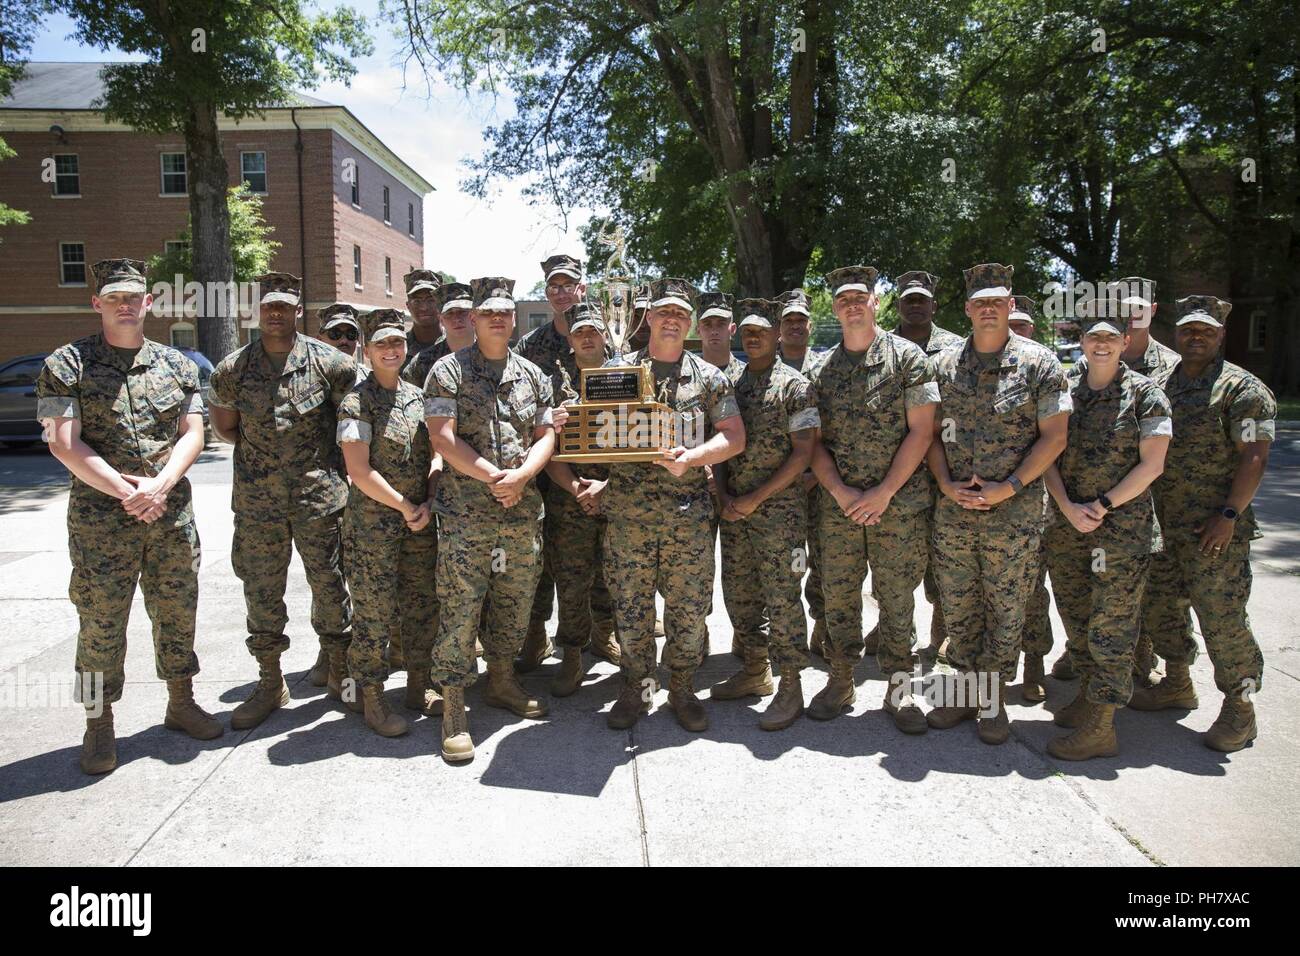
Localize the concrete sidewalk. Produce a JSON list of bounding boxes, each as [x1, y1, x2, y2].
[[0, 442, 1296, 867]]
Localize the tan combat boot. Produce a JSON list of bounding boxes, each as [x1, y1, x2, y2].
[[809, 619, 826, 658], [607, 680, 652, 729], [515, 619, 554, 673], [1132, 632, 1156, 687], [862, 625, 880, 656], [1050, 652, 1077, 681], [326, 647, 363, 713], [1203, 694, 1257, 753], [1054, 676, 1094, 728], [729, 634, 745, 659], [1021, 653, 1046, 704], [588, 624, 621, 665], [484, 661, 548, 718], [667, 671, 708, 732], [710, 650, 774, 701], [1048, 702, 1118, 760], [404, 667, 443, 715], [308, 647, 330, 687], [1128, 660, 1198, 711], [883, 681, 928, 735], [231, 655, 290, 730], [807, 658, 856, 721], [440, 686, 474, 763], [80, 706, 116, 775], [163, 677, 223, 740], [977, 677, 1010, 745], [387, 634, 406, 672], [760, 667, 805, 731], [926, 670, 978, 729], [550, 645, 586, 698], [362, 684, 408, 737], [919, 612, 945, 662]]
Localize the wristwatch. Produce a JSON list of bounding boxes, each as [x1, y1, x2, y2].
[[1220, 506, 1239, 521], [1098, 493, 1113, 511], [1007, 475, 1023, 495]]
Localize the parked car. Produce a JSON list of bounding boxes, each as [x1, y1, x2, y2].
[[0, 347, 216, 450], [0, 353, 49, 447]]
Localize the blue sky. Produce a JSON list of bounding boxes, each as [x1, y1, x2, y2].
[[27, 3, 595, 291]]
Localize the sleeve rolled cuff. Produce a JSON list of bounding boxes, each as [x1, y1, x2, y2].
[[905, 381, 941, 408], [1230, 418, 1275, 442], [537, 407, 554, 428], [183, 392, 205, 416], [337, 419, 372, 444], [713, 396, 741, 422], [1139, 416, 1173, 438], [207, 395, 237, 410], [424, 396, 457, 419], [789, 408, 821, 432], [1037, 390, 1073, 418], [37, 396, 79, 420]]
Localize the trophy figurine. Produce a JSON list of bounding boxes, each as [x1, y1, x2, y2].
[[552, 226, 674, 463]]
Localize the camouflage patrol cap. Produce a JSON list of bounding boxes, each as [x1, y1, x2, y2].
[[1175, 295, 1231, 329], [470, 276, 516, 312], [698, 291, 734, 321], [963, 263, 1014, 299], [648, 277, 698, 313], [633, 284, 651, 312], [404, 268, 441, 296], [360, 308, 408, 343], [895, 270, 939, 300], [318, 302, 360, 331], [825, 265, 879, 297], [567, 302, 607, 334], [735, 298, 780, 330], [541, 254, 583, 282], [437, 281, 473, 312], [1111, 276, 1156, 310], [777, 288, 811, 316], [1075, 298, 1124, 335], [92, 258, 148, 296], [256, 272, 302, 306], [1010, 295, 1038, 322]]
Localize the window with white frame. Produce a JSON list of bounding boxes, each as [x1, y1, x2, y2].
[[383, 186, 391, 224], [351, 167, 360, 206], [1248, 310, 1268, 352], [353, 245, 363, 289], [240, 151, 267, 193], [161, 152, 187, 194], [170, 322, 196, 350], [53, 154, 80, 196], [408, 203, 415, 237], [59, 242, 86, 285], [385, 257, 392, 295]]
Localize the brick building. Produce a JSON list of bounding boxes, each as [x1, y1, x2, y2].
[[0, 62, 434, 363]]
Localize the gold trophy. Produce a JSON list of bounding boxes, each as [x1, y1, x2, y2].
[[552, 222, 674, 463]]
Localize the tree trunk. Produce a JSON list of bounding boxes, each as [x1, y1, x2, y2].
[[185, 100, 239, 361]]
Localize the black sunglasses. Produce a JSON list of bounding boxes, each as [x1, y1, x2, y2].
[[326, 328, 359, 342]]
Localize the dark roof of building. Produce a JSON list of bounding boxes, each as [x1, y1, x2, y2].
[[1, 61, 335, 110]]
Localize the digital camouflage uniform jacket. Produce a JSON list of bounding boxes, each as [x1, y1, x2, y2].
[[208, 333, 356, 521]]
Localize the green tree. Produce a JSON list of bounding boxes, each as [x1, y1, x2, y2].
[[0, 0, 52, 237], [58, 0, 372, 359], [146, 186, 281, 286]]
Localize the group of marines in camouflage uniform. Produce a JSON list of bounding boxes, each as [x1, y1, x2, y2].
[[39, 256, 1275, 772]]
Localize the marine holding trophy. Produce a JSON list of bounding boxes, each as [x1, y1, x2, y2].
[[551, 233, 746, 733]]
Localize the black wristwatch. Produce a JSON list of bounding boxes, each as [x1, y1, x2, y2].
[[1007, 475, 1023, 495], [1098, 493, 1113, 511], [1220, 506, 1239, 521]]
